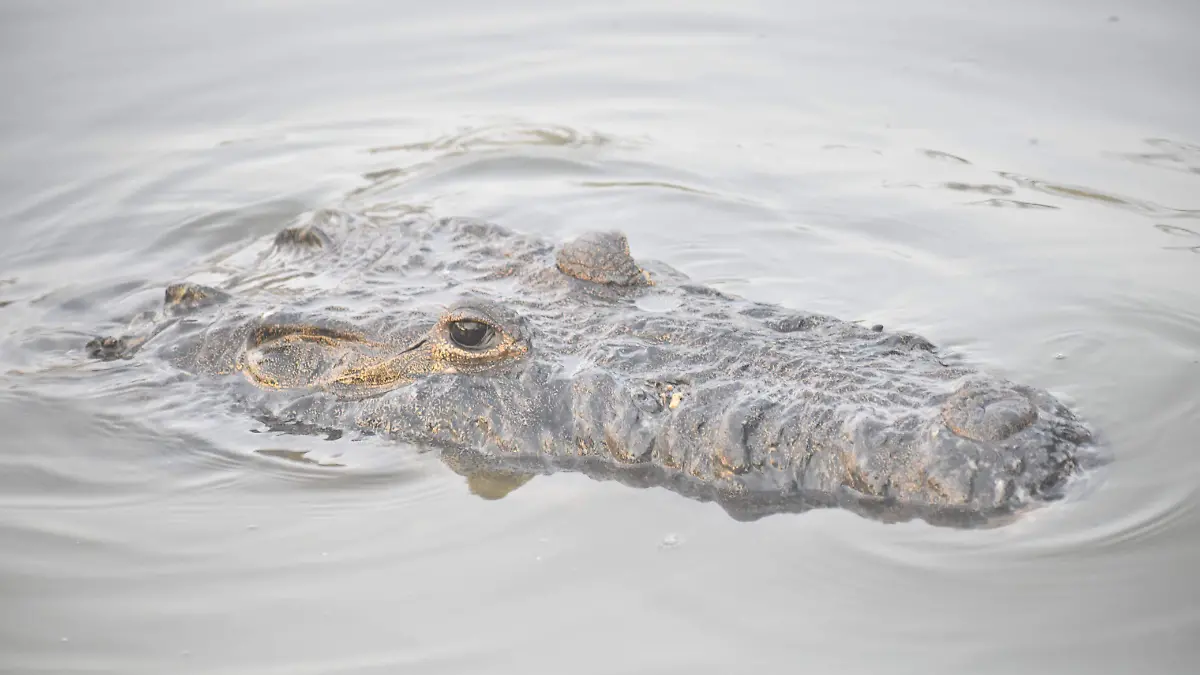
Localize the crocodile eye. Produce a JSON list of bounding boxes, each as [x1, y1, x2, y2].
[[447, 319, 497, 350]]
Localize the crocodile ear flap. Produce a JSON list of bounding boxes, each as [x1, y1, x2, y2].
[[555, 231, 652, 286]]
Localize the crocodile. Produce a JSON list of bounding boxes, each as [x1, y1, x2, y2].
[[85, 209, 1099, 527]]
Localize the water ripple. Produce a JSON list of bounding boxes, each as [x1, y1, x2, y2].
[[4, 0, 1200, 671], [367, 122, 620, 155], [1109, 137, 1200, 177]]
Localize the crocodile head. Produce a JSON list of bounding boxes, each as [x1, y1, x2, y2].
[[228, 223, 1096, 526]]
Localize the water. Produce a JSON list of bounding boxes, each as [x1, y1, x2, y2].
[[2, 1, 1198, 672]]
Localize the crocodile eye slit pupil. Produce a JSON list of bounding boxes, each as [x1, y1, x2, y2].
[[447, 319, 494, 350]]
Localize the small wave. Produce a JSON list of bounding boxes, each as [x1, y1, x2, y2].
[[366, 122, 619, 156], [1108, 137, 1200, 177]]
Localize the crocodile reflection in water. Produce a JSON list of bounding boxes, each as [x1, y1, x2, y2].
[[86, 210, 1100, 527]]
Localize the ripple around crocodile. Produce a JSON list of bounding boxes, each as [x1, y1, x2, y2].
[[84, 209, 1104, 528]]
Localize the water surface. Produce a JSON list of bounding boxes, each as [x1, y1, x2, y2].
[[2, 1, 1199, 673]]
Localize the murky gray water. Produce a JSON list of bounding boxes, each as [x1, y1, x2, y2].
[[2, 1, 1199, 673]]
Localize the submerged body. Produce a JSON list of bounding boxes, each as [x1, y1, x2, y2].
[[87, 210, 1099, 526]]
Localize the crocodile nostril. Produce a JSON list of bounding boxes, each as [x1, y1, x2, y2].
[[942, 382, 1038, 442]]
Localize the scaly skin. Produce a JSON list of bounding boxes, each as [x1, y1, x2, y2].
[[86, 210, 1100, 526]]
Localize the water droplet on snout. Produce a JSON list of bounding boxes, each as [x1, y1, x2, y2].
[[635, 294, 681, 313], [660, 533, 683, 549]]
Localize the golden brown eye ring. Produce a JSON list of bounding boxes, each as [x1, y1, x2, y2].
[[447, 319, 497, 350]]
